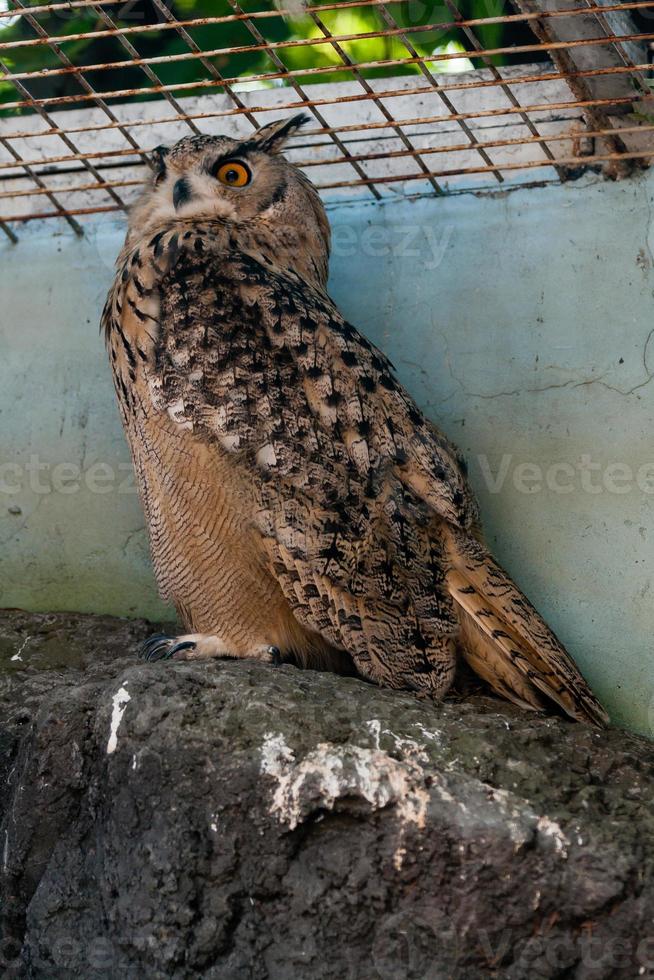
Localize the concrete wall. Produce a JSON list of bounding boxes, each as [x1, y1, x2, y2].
[[2, 172, 653, 735]]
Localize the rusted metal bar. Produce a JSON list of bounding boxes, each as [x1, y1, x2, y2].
[[7, 24, 654, 84], [5, 146, 654, 228], [374, 3, 504, 182], [296, 96, 646, 133], [445, 0, 565, 178], [4, 37, 654, 113], [89, 4, 202, 137], [0, 73, 641, 145], [0, 0, 122, 16], [0, 92, 643, 174], [2, 0, 654, 30], [512, 0, 643, 174], [0, 146, 144, 172], [226, 0, 382, 200], [0, 0, 652, 52], [0, 178, 144, 199], [0, 0, 441, 18], [315, 147, 654, 186], [0, 130, 83, 234], [5, 122, 654, 201], [8, 0, 147, 208], [1, 204, 123, 223], [148, 0, 259, 132], [305, 8, 445, 192], [0, 219, 18, 243]]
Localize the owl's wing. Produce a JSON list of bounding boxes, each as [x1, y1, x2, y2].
[[155, 243, 476, 523], [151, 237, 608, 724], [148, 237, 476, 684]]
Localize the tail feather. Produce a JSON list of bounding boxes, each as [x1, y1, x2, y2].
[[456, 602, 551, 714], [445, 529, 608, 727]]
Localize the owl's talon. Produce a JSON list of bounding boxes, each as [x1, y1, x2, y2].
[[139, 633, 175, 662], [139, 634, 197, 662]]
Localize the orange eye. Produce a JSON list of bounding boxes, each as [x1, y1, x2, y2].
[[215, 161, 251, 187]]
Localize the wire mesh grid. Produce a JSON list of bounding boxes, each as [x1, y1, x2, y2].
[[1, 0, 654, 240]]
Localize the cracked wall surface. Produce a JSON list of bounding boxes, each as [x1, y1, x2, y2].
[[1, 172, 654, 735]]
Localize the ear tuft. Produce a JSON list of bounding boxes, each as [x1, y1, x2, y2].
[[150, 144, 170, 175], [254, 113, 311, 154]]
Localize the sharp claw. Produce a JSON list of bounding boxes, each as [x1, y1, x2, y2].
[[268, 645, 282, 666], [141, 633, 170, 650], [139, 633, 172, 662], [139, 635, 196, 663]]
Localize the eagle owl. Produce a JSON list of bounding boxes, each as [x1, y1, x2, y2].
[[103, 114, 608, 727]]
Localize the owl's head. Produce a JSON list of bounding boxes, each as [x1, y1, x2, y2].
[[127, 114, 331, 287]]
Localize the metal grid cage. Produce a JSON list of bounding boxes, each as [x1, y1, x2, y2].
[[1, 0, 654, 241]]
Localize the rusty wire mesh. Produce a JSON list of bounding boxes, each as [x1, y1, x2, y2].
[[1, 0, 654, 240]]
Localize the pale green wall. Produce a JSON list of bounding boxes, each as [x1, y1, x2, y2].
[[2, 173, 653, 735]]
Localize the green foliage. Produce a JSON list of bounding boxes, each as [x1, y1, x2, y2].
[[0, 0, 532, 116]]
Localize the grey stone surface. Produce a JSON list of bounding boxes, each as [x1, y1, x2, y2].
[[1, 609, 653, 979]]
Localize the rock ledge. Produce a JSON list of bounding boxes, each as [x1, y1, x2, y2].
[[1, 610, 653, 979]]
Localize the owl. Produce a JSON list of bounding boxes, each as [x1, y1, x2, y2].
[[102, 114, 608, 726]]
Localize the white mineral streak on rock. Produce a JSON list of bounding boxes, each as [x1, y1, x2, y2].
[[413, 722, 444, 744], [106, 684, 131, 755], [260, 732, 295, 772], [537, 816, 571, 857], [11, 635, 31, 662], [261, 727, 573, 869], [367, 719, 381, 749], [365, 718, 435, 761], [260, 729, 430, 869]]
